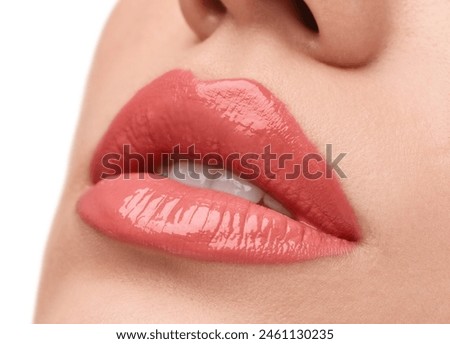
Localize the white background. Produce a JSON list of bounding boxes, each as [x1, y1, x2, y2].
[[0, 1, 116, 324]]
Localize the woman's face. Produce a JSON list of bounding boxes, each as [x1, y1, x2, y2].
[[35, 0, 449, 323]]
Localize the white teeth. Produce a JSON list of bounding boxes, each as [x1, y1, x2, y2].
[[167, 161, 292, 218], [262, 193, 293, 218], [168, 161, 211, 189], [209, 170, 265, 204]]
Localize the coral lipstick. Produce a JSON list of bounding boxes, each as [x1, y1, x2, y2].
[[79, 175, 353, 263], [77, 69, 360, 264]]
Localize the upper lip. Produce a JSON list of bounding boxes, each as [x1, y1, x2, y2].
[[88, 69, 360, 243]]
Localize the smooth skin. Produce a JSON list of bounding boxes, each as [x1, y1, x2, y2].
[[35, 0, 450, 323]]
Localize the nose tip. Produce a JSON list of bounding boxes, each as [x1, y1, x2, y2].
[[179, 0, 388, 67]]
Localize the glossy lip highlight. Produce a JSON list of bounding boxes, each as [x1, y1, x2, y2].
[[77, 69, 360, 264]]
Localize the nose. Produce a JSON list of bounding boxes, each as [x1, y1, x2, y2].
[[179, 0, 388, 67]]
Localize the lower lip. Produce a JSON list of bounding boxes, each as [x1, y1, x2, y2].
[[77, 174, 354, 264]]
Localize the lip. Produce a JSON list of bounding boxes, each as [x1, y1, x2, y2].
[[77, 69, 360, 264]]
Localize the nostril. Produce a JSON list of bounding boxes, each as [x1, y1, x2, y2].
[[180, 0, 227, 40], [292, 0, 319, 33], [202, 0, 227, 15]]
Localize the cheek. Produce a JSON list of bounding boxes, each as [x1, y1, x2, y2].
[[338, 65, 450, 268]]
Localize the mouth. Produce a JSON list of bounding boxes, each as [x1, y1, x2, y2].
[[77, 69, 360, 264]]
